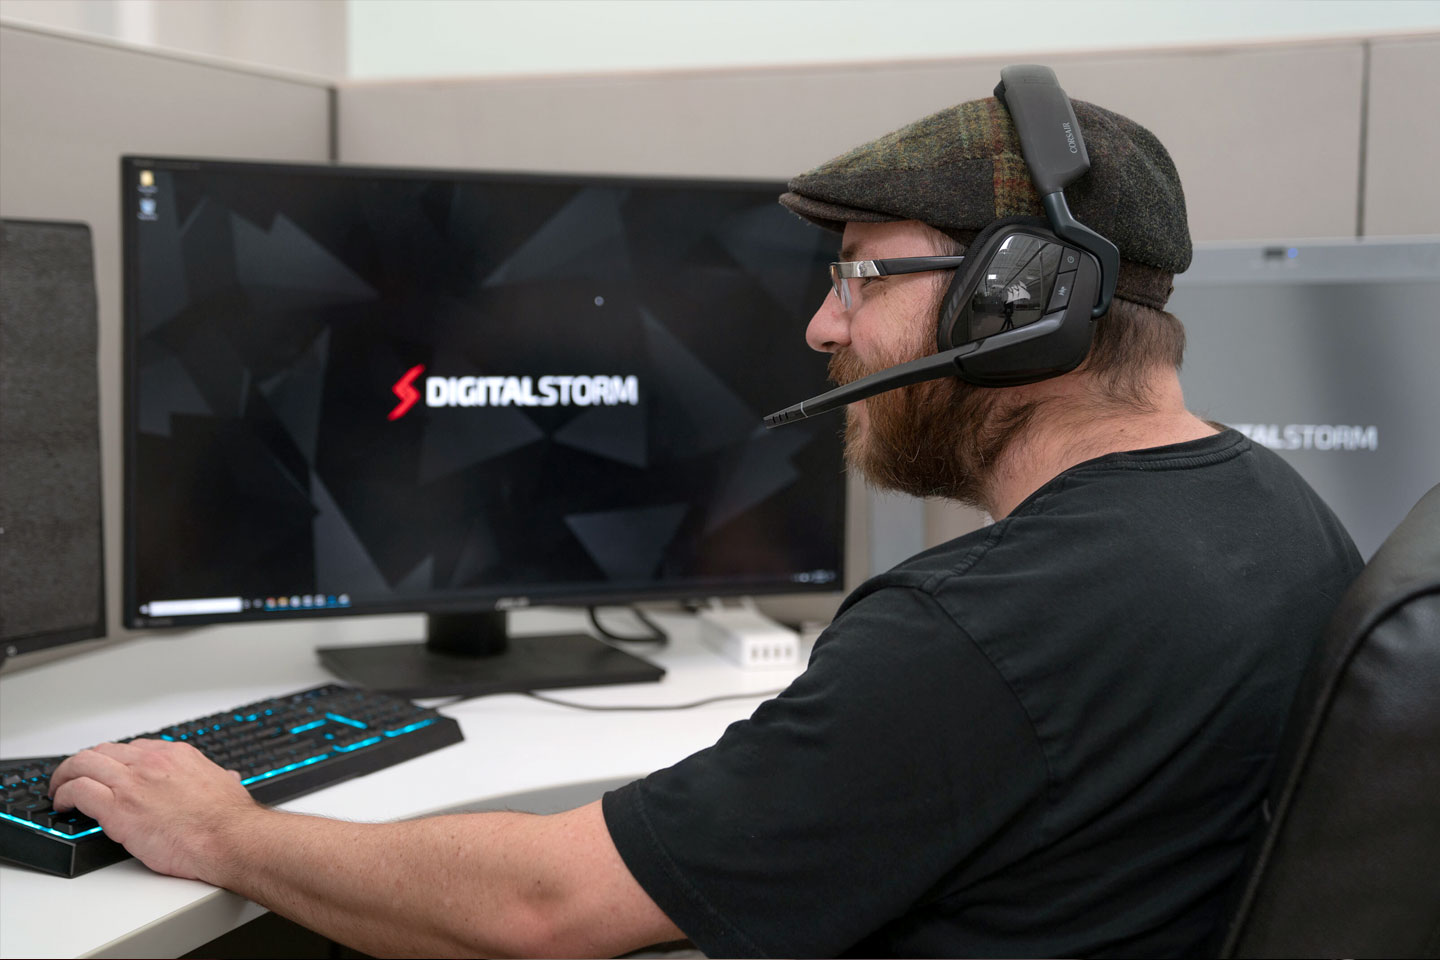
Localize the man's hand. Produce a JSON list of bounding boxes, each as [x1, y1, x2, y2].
[[48, 739, 260, 882]]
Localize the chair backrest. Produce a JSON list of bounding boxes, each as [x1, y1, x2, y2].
[[1217, 482, 1440, 959]]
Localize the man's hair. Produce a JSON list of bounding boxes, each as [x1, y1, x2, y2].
[[931, 231, 1186, 410], [1087, 296, 1187, 408]]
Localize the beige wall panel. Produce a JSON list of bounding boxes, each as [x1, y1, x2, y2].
[[339, 39, 1364, 244], [1033, 45, 1364, 243], [0, 24, 331, 647], [1365, 36, 1440, 236]]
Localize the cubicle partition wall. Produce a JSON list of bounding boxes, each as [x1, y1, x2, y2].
[[0, 24, 333, 657], [337, 43, 1373, 239], [1, 20, 1437, 661], [1364, 36, 1440, 236]]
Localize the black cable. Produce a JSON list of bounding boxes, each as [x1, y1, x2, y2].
[[587, 605, 668, 645], [524, 688, 786, 712]]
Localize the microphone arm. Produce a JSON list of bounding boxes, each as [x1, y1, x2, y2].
[[763, 312, 1067, 428], [764, 349, 966, 427]]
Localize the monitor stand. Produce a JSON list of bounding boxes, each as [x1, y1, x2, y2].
[[317, 611, 664, 699]]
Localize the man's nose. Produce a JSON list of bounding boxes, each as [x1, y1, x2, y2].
[[805, 289, 850, 353]]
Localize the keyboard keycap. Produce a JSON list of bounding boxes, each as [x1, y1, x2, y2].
[[15, 798, 52, 822], [50, 813, 99, 835]]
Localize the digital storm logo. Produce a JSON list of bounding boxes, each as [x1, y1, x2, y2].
[[388, 365, 640, 420], [388, 364, 425, 421]]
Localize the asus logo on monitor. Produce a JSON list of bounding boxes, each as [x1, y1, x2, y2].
[[390, 366, 641, 419]]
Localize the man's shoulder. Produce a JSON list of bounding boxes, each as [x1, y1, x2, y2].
[[839, 427, 1358, 624], [840, 431, 1238, 606], [865, 523, 1003, 592]]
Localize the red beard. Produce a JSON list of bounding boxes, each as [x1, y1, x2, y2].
[[826, 345, 1039, 507]]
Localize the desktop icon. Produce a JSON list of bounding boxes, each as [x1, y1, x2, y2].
[[138, 197, 157, 221], [139, 169, 154, 189]]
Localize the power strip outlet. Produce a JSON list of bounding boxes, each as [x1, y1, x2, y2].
[[697, 607, 799, 669]]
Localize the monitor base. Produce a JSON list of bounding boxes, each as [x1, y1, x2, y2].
[[318, 632, 664, 699]]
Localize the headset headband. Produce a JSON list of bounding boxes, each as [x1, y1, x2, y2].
[[994, 65, 1119, 318]]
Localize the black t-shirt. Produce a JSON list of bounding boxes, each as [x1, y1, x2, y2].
[[604, 430, 1363, 958]]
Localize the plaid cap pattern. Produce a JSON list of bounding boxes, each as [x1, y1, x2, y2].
[[780, 96, 1193, 283]]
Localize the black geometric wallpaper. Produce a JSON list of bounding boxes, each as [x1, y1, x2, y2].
[[127, 162, 843, 621]]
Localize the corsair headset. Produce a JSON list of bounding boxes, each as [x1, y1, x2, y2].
[[765, 65, 1120, 428]]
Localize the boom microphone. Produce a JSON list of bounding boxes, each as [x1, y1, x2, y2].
[[763, 312, 1067, 428]]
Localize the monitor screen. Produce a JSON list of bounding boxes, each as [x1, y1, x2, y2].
[[123, 158, 844, 630], [1171, 238, 1440, 559]]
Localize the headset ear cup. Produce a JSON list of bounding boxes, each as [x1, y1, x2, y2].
[[936, 216, 1051, 351]]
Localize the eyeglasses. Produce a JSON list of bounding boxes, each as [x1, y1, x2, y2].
[[829, 256, 966, 309]]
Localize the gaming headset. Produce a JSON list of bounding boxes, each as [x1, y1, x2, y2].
[[764, 64, 1120, 428]]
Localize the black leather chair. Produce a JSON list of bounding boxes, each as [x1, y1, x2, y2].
[[1216, 483, 1440, 958]]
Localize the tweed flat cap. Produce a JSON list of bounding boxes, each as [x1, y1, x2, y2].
[[780, 96, 1192, 301]]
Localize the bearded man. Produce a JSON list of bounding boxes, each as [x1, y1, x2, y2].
[[50, 75, 1362, 958]]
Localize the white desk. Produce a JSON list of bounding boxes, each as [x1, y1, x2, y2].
[[0, 610, 804, 959]]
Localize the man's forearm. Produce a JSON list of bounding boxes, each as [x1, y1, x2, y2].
[[48, 742, 679, 957], [205, 806, 561, 958]]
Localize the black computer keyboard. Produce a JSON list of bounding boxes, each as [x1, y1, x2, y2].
[[0, 683, 463, 877]]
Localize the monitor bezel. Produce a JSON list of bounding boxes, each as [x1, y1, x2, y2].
[[120, 155, 846, 630]]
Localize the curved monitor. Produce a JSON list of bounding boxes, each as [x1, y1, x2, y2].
[[121, 157, 843, 691]]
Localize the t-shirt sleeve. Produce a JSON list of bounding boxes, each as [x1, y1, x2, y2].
[[602, 585, 1051, 958]]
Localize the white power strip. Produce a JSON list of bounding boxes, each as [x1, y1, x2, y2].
[[697, 605, 799, 668]]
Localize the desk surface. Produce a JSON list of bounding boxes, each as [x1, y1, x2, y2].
[[0, 610, 803, 959]]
